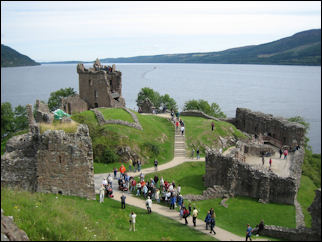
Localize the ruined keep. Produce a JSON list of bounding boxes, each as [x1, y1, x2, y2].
[[234, 108, 305, 148], [204, 148, 304, 205], [1, 103, 96, 200], [77, 59, 125, 109]]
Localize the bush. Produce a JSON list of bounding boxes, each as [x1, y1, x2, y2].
[[48, 87, 76, 111], [96, 148, 120, 164], [183, 99, 226, 118], [143, 142, 160, 157]]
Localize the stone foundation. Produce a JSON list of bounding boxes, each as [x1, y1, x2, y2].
[[204, 148, 304, 204]]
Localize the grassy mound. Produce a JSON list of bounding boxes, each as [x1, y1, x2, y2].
[[1, 187, 215, 241], [72, 109, 174, 174], [39, 120, 79, 134], [180, 116, 248, 157], [98, 108, 134, 123]]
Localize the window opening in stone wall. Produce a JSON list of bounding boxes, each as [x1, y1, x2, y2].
[[89, 79, 92, 86], [95, 103, 98, 108], [109, 80, 112, 89], [58, 191, 63, 195], [94, 90, 98, 98]]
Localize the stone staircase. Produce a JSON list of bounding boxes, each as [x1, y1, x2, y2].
[[174, 130, 186, 158]]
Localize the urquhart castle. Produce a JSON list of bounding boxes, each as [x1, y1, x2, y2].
[[1, 59, 320, 241]]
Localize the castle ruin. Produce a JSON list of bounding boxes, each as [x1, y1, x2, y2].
[[62, 58, 125, 114], [1, 103, 96, 200], [204, 108, 307, 205]]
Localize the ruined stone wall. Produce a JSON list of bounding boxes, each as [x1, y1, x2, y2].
[[1, 114, 96, 200], [204, 150, 304, 204], [34, 100, 54, 123], [308, 189, 321, 238], [61, 94, 88, 114], [1, 133, 38, 192], [261, 225, 319, 241], [235, 108, 305, 147], [180, 110, 220, 121], [36, 125, 95, 199]]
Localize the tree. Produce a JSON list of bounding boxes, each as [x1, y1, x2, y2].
[[136, 87, 161, 109], [14, 105, 28, 132], [160, 94, 178, 112], [136, 87, 177, 112], [1, 102, 15, 139], [183, 99, 226, 118], [47, 87, 76, 111]]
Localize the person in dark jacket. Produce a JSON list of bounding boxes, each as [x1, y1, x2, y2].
[[204, 210, 211, 230]]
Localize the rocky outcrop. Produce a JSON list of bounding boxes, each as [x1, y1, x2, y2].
[[183, 185, 229, 201], [1, 209, 29, 241]]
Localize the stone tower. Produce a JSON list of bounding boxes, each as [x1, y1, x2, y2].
[[77, 59, 126, 109]]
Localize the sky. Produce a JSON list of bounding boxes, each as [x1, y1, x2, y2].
[[1, 1, 321, 62]]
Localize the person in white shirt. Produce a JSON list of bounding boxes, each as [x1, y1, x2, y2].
[[107, 174, 113, 186], [129, 211, 137, 231], [177, 184, 181, 195], [146, 196, 152, 214], [99, 184, 105, 203], [181, 126, 185, 136], [102, 178, 107, 186]]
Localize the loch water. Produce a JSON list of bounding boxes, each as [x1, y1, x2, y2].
[[1, 63, 321, 153]]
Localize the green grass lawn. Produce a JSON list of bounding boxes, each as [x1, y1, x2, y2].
[[72, 110, 174, 174], [297, 175, 318, 228], [180, 116, 248, 157], [98, 108, 134, 123], [194, 197, 294, 239], [141, 162, 206, 195], [1, 187, 215, 241]]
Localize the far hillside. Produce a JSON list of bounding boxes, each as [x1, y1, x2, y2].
[[101, 29, 321, 66], [1, 44, 40, 67]]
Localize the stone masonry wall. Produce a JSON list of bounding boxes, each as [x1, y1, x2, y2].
[[1, 120, 96, 200], [204, 149, 304, 204], [308, 189, 321, 238], [36, 125, 95, 199], [235, 108, 305, 147]]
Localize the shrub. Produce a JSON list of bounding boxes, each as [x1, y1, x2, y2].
[[183, 99, 226, 118]]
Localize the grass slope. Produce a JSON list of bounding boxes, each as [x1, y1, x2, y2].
[[98, 108, 134, 123], [180, 116, 248, 157], [1, 187, 215, 241], [72, 109, 174, 174]]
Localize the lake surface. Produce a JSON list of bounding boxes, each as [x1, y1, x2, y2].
[[1, 63, 321, 153]]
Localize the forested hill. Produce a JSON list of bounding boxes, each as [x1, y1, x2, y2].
[[101, 29, 321, 66], [1, 44, 40, 67]]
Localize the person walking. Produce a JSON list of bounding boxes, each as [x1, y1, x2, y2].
[[279, 148, 283, 158], [261, 155, 265, 166], [154, 159, 158, 172], [211, 121, 215, 131], [283, 149, 288, 159], [170, 194, 176, 210], [133, 160, 137, 172], [209, 208, 216, 234], [246, 224, 253, 241], [196, 147, 200, 160], [129, 212, 136, 232], [269, 158, 272, 169], [128, 158, 133, 172], [146, 196, 152, 214], [191, 148, 195, 159], [181, 126, 185, 136], [99, 184, 105, 203], [137, 160, 141, 172], [176, 121, 179, 132], [121, 192, 126, 209], [192, 207, 198, 227], [204, 210, 211, 230], [183, 206, 189, 224], [113, 167, 117, 179]]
